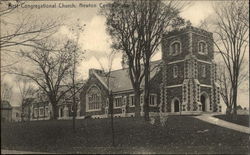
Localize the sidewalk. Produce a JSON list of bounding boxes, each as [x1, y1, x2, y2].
[[1, 149, 53, 154], [194, 114, 250, 134]]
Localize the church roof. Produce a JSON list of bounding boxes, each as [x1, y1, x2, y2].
[[1, 100, 12, 110], [92, 60, 162, 93]]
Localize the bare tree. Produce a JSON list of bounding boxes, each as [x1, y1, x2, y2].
[[66, 20, 85, 131], [138, 0, 186, 121], [211, 0, 249, 116], [95, 50, 117, 146], [217, 61, 248, 116], [15, 77, 35, 122], [8, 38, 76, 119], [102, 0, 186, 119], [0, 1, 62, 69], [102, 0, 150, 117], [0, 80, 13, 102]]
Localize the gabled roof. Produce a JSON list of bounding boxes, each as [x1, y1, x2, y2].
[[1, 100, 12, 110], [92, 60, 162, 92]]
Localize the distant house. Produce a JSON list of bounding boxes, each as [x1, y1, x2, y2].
[[23, 98, 35, 121], [1, 100, 12, 122], [237, 109, 249, 115], [24, 82, 84, 121], [24, 91, 53, 121], [12, 106, 21, 122]]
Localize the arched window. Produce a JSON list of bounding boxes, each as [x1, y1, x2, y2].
[[170, 41, 181, 55], [171, 97, 180, 113], [173, 65, 178, 78], [198, 41, 207, 54], [86, 86, 102, 111]]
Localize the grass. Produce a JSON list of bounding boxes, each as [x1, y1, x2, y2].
[[213, 115, 249, 127], [1, 116, 249, 154]]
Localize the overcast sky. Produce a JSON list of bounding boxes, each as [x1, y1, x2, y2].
[[2, 1, 249, 111]]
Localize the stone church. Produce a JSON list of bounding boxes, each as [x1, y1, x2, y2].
[[79, 26, 221, 118]]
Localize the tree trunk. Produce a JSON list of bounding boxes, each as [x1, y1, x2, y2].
[[72, 88, 76, 131], [134, 86, 141, 117], [51, 102, 58, 120], [144, 61, 150, 121], [226, 106, 232, 116], [21, 100, 24, 122], [109, 91, 115, 147], [28, 105, 31, 121], [226, 105, 233, 120], [232, 85, 238, 120]]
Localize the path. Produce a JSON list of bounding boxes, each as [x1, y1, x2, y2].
[[1, 149, 53, 154], [195, 114, 250, 134]]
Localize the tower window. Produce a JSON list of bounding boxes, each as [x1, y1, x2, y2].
[[170, 41, 181, 55], [198, 41, 207, 54], [149, 94, 157, 106], [202, 65, 206, 77], [173, 66, 178, 78]]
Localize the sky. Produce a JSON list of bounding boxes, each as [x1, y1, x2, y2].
[[1, 1, 249, 111]]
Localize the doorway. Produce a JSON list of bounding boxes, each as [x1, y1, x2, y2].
[[200, 92, 209, 112], [201, 95, 206, 111], [174, 100, 180, 112]]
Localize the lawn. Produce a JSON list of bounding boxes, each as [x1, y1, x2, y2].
[[213, 115, 249, 127], [1, 116, 249, 154]]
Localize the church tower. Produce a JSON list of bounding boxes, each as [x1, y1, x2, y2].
[[160, 26, 221, 114]]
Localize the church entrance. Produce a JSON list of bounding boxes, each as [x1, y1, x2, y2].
[[200, 92, 209, 112], [171, 98, 180, 113], [201, 95, 206, 111], [174, 100, 179, 112]]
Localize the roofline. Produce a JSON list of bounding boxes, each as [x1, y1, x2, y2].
[[84, 59, 161, 93], [104, 59, 162, 74]]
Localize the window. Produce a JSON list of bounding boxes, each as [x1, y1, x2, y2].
[[140, 94, 144, 105], [198, 41, 207, 54], [87, 86, 102, 111], [202, 65, 206, 77], [129, 95, 135, 107], [149, 94, 157, 106], [39, 107, 44, 117], [173, 66, 178, 78], [45, 107, 49, 117], [123, 96, 127, 106], [106, 98, 109, 107], [71, 105, 74, 112], [89, 94, 101, 110], [105, 107, 108, 115], [170, 41, 181, 55], [34, 108, 38, 118], [114, 97, 122, 108]]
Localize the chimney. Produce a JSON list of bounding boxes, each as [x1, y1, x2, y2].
[[89, 69, 104, 77]]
